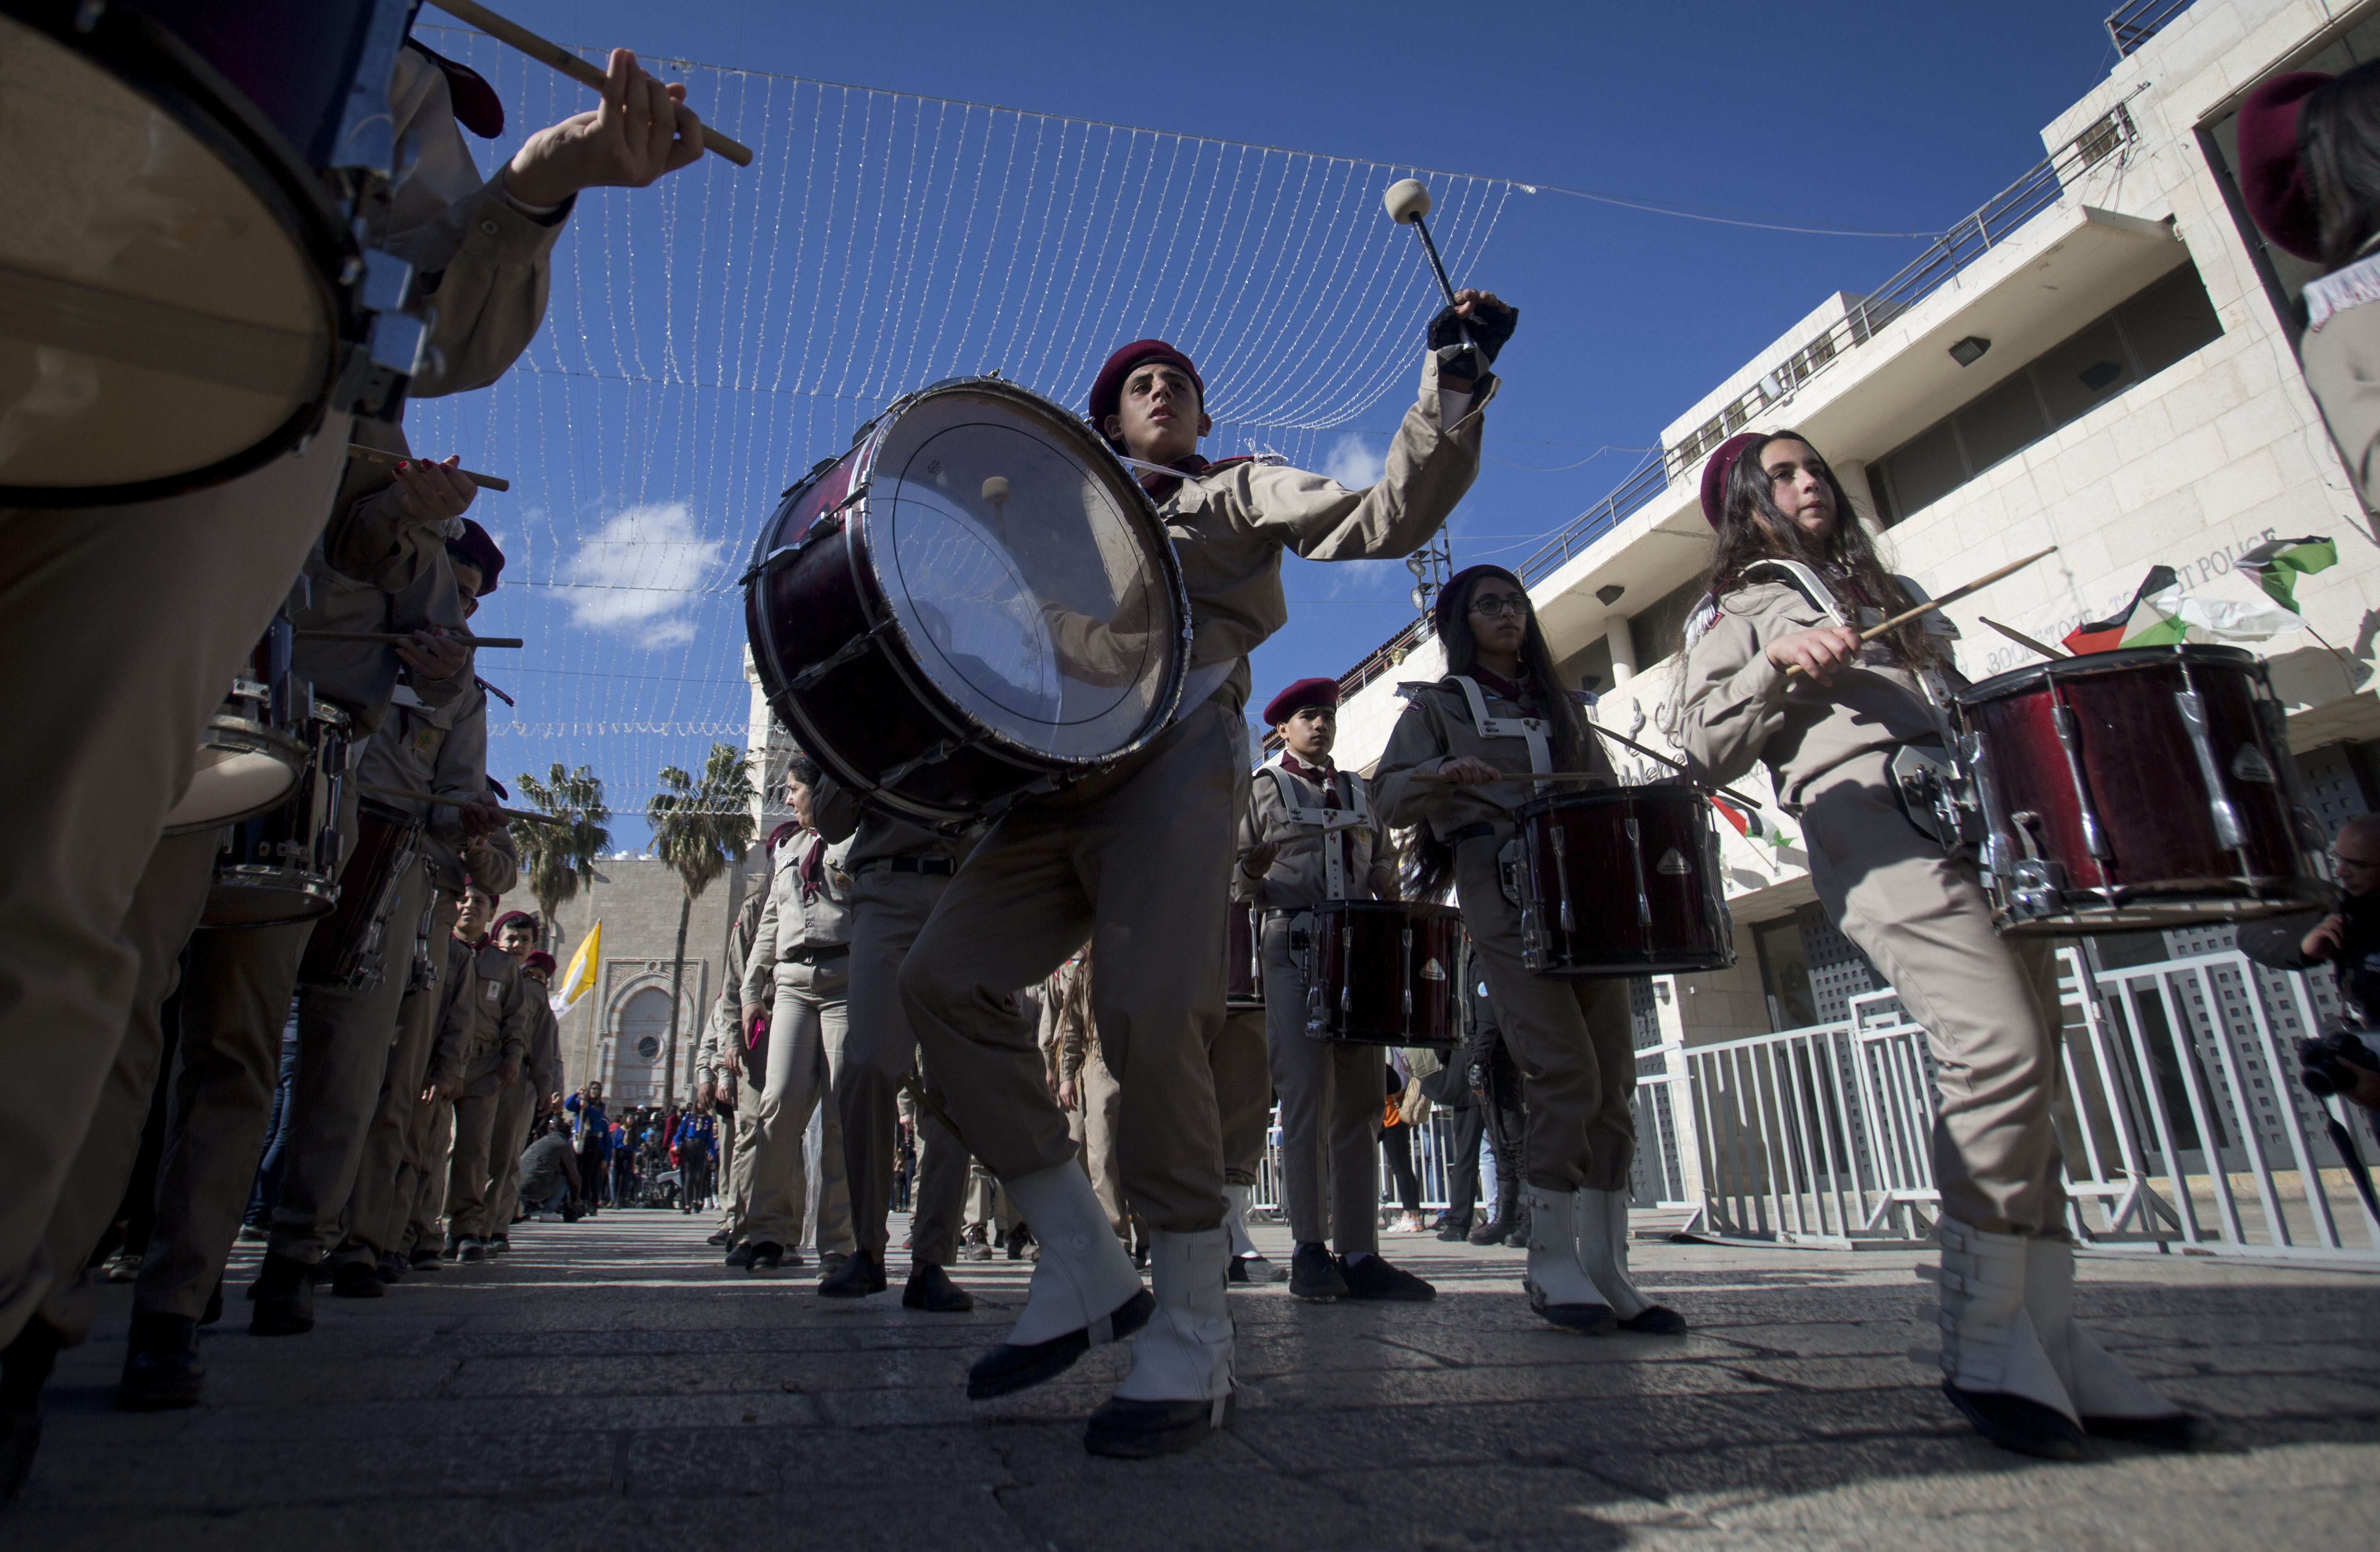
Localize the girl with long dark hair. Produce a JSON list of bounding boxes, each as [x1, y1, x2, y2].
[[1373, 565, 1682, 1336], [1674, 429, 2199, 1460]]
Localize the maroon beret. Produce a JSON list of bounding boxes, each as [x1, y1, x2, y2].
[[490, 910, 540, 939], [408, 39, 505, 138], [447, 518, 505, 594], [2237, 71, 2330, 263], [1088, 340, 1205, 432], [1433, 563, 1525, 637], [1262, 677, 1341, 727], [1698, 432, 1766, 528], [524, 951, 557, 975]]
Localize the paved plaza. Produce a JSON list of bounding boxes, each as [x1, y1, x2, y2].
[[13, 1212, 2380, 1549]]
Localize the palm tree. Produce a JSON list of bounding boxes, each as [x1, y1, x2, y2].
[[647, 744, 757, 1104], [514, 763, 612, 950]]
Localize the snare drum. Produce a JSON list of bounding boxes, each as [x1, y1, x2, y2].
[[1304, 901, 1462, 1048], [1957, 644, 2329, 934], [165, 616, 310, 834], [1226, 900, 1263, 1009], [202, 700, 352, 928], [0, 1, 410, 502], [297, 797, 422, 989], [745, 377, 1191, 821], [1515, 785, 1735, 977]]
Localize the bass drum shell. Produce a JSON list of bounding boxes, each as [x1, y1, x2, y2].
[[201, 701, 350, 928], [1516, 785, 1736, 977], [297, 797, 420, 990], [1305, 900, 1462, 1048], [1958, 644, 2330, 934], [1226, 900, 1263, 1009], [745, 377, 1192, 822]]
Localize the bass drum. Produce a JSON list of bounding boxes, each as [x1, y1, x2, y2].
[[1304, 901, 1462, 1049], [745, 377, 1191, 821], [0, 0, 407, 503], [1515, 785, 1736, 977], [201, 699, 351, 928], [1958, 644, 2330, 934]]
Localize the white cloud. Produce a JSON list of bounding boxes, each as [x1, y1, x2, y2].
[[559, 500, 723, 648], [1324, 433, 1385, 490]]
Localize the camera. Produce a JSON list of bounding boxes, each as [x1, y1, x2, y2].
[[2296, 1027, 2380, 1100]]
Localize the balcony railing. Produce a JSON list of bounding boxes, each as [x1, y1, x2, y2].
[[2107, 0, 2196, 58]]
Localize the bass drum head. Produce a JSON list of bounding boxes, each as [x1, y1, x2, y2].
[[864, 386, 1184, 763], [0, 11, 339, 501]]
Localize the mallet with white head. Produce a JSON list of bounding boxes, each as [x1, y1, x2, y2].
[[1383, 178, 1460, 307]]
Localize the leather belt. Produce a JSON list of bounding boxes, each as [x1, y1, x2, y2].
[[851, 856, 957, 877], [1445, 822, 1499, 846], [785, 944, 850, 963]]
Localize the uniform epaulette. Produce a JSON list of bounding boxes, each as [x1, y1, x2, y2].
[[1392, 680, 1445, 704]]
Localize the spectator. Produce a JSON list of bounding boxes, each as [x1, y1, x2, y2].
[[516, 1116, 583, 1221], [565, 1083, 609, 1217]]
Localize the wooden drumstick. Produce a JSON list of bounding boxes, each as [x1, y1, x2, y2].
[[295, 631, 524, 648], [346, 444, 509, 491], [1783, 546, 2058, 678], [426, 0, 756, 167], [1412, 766, 1766, 813], [358, 782, 570, 827], [1980, 616, 2068, 659]]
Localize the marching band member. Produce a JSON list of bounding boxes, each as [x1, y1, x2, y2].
[[898, 292, 1513, 1458], [1373, 568, 1678, 1336], [485, 910, 566, 1250], [1671, 429, 2199, 1458], [1236, 678, 1430, 1303], [426, 883, 531, 1265], [698, 888, 769, 1252]]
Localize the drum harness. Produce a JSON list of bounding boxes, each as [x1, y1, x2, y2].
[[1253, 761, 1378, 1032]]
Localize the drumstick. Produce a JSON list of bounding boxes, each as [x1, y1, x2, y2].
[[358, 782, 570, 827], [1412, 766, 1765, 813], [346, 444, 509, 491], [295, 631, 524, 648], [1980, 616, 2068, 659], [1783, 545, 2058, 678], [1590, 725, 1762, 810], [425, 0, 756, 167]]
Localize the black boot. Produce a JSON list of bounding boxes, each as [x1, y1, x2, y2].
[[1340, 1253, 1436, 1301], [1, 1319, 64, 1500], [1287, 1242, 1348, 1302], [248, 1251, 316, 1335], [745, 1241, 785, 1272], [723, 1241, 757, 1269], [117, 1313, 204, 1411], [408, 1244, 443, 1271], [1084, 1392, 1235, 1459], [375, 1252, 408, 1285], [331, 1259, 386, 1300], [902, 1262, 974, 1312], [817, 1247, 887, 1298]]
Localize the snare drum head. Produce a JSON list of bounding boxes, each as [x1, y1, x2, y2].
[[862, 385, 1185, 762], [162, 715, 304, 831]]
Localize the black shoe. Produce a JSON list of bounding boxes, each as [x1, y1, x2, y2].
[[818, 1250, 847, 1277], [966, 1289, 1154, 1400], [1942, 1381, 2087, 1461], [331, 1260, 386, 1300], [1, 1319, 64, 1500], [376, 1253, 408, 1285], [249, 1252, 315, 1336], [456, 1238, 486, 1263], [817, 1248, 885, 1298], [724, 1242, 757, 1269], [1131, 1244, 1149, 1270], [1007, 1226, 1034, 1262], [1527, 1285, 1617, 1334], [441, 1236, 463, 1262], [1618, 1305, 1688, 1334], [1083, 1391, 1233, 1459], [486, 1234, 509, 1256], [1340, 1253, 1436, 1301], [706, 1228, 732, 1246], [746, 1241, 785, 1272], [1288, 1242, 1348, 1302], [117, 1314, 204, 1412], [902, 1263, 974, 1313], [409, 1245, 443, 1270], [200, 1278, 223, 1327], [2082, 1412, 2218, 1450], [1435, 1221, 1473, 1242], [1468, 1218, 1510, 1246]]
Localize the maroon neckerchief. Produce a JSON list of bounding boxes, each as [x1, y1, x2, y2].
[[1138, 453, 1209, 499], [1278, 751, 1355, 886], [796, 834, 828, 901], [1470, 665, 1541, 715]]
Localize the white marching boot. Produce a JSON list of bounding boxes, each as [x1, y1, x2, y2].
[[1086, 1226, 1235, 1458], [1221, 1184, 1285, 1283], [965, 1163, 1150, 1401], [1922, 1217, 2085, 1459], [2025, 1234, 2206, 1448], [1578, 1190, 1686, 1334], [1521, 1184, 1615, 1333]]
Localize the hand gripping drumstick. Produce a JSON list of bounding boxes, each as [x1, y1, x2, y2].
[[347, 444, 509, 492], [1782, 546, 2059, 678], [358, 782, 571, 827], [425, 0, 757, 167], [1383, 179, 1461, 307]]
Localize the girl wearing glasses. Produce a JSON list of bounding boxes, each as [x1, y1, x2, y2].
[[1373, 565, 1683, 1337], [1673, 429, 2199, 1461]]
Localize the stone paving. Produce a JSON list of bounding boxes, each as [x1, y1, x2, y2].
[[13, 1212, 2380, 1549]]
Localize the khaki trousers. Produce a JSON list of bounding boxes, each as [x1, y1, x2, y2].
[[484, 1079, 540, 1232], [1214, 1005, 1273, 1188], [900, 700, 1238, 1233], [1454, 832, 1637, 1193], [32, 830, 220, 1341], [1078, 1049, 1128, 1238], [1802, 760, 2066, 1235], [338, 884, 453, 1265], [836, 869, 969, 1265], [445, 1061, 509, 1240], [0, 426, 350, 1348], [268, 859, 428, 1264], [721, 1107, 754, 1236], [406, 1100, 451, 1253], [1260, 915, 1381, 1249], [745, 959, 855, 1252]]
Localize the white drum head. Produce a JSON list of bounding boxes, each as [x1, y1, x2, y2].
[[165, 743, 300, 830]]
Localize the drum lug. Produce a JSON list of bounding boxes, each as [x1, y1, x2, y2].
[[2008, 857, 2064, 923], [2047, 697, 2114, 863], [1552, 825, 1580, 934], [1622, 816, 1652, 929], [2173, 684, 2247, 851], [878, 733, 979, 790], [789, 618, 894, 693]]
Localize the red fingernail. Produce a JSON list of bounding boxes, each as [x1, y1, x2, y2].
[[396, 460, 409, 471]]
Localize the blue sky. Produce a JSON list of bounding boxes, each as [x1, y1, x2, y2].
[[410, 0, 2134, 847]]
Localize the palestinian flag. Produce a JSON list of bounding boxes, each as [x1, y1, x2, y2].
[[2063, 566, 2185, 654], [2236, 536, 2337, 613], [1711, 795, 1787, 848]]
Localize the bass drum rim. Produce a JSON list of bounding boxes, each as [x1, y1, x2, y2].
[[1956, 642, 2259, 707]]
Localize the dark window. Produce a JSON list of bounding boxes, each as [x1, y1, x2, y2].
[[1883, 421, 1966, 518], [1960, 373, 2052, 473], [2034, 316, 2135, 426], [1628, 576, 1711, 670], [2120, 264, 2226, 378]]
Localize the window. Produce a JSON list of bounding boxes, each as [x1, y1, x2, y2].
[[1868, 262, 2223, 524], [1628, 576, 1712, 672]]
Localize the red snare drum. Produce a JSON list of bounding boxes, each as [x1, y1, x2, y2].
[[1226, 900, 1263, 1009], [1515, 785, 1735, 976], [1956, 644, 2329, 934], [744, 378, 1191, 822], [1304, 901, 1461, 1048], [297, 797, 422, 989]]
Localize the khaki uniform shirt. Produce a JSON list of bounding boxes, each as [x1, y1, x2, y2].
[[1235, 757, 1388, 909], [523, 991, 564, 1098], [742, 833, 858, 1004], [1374, 676, 1616, 839], [2299, 270, 2380, 511], [812, 774, 974, 871], [428, 934, 532, 1089], [356, 680, 514, 895]]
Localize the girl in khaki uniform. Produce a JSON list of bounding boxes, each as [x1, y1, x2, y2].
[[1673, 429, 2198, 1459], [1373, 566, 1682, 1337]]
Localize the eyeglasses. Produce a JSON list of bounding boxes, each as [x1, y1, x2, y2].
[[1469, 595, 1532, 619]]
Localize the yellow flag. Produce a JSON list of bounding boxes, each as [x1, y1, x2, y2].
[[554, 920, 600, 1015]]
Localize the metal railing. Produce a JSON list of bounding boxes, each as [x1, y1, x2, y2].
[[2107, 0, 2196, 57]]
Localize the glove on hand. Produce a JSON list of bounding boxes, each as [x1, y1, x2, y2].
[[1427, 298, 1517, 367]]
